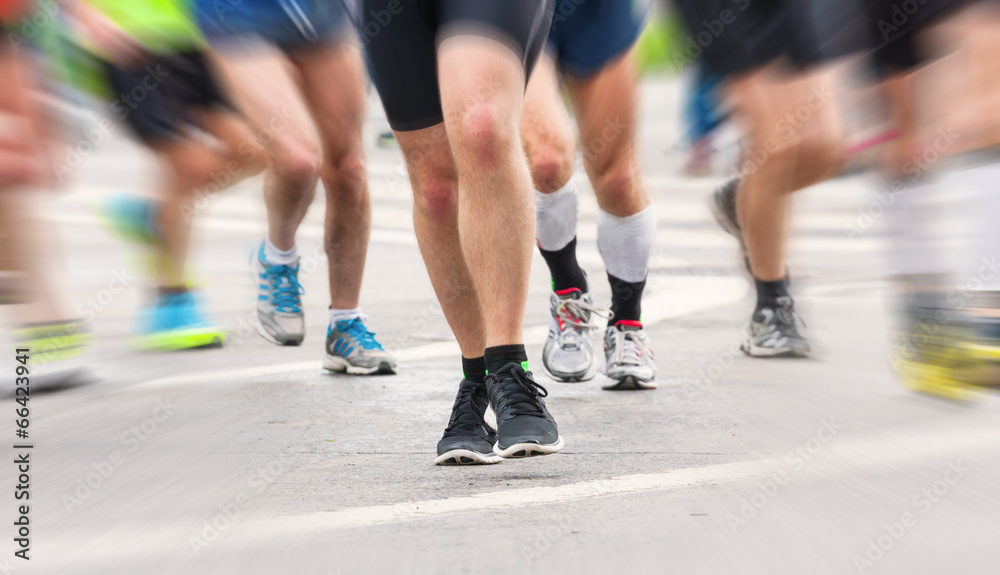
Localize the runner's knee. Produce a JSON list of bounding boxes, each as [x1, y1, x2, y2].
[[452, 101, 518, 172], [322, 148, 367, 198], [529, 144, 574, 193], [271, 140, 323, 189], [591, 157, 645, 214], [412, 174, 458, 223]]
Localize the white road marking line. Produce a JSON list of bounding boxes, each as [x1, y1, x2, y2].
[[31, 411, 1000, 566], [274, 460, 771, 532], [137, 276, 747, 390], [254, 418, 1000, 534]]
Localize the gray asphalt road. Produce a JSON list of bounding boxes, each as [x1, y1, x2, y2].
[[3, 77, 999, 575]]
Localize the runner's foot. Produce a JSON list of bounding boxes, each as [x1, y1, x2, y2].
[[323, 316, 396, 375], [486, 362, 564, 458], [602, 321, 658, 390], [136, 291, 225, 351], [542, 289, 607, 382], [251, 241, 305, 346], [11, 320, 93, 392], [435, 378, 502, 465], [742, 296, 810, 358]]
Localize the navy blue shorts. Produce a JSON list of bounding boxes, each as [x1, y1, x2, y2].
[[196, 0, 353, 52], [546, 0, 650, 78]]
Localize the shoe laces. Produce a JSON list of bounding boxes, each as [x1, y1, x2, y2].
[[555, 297, 610, 333], [336, 317, 384, 350], [490, 364, 549, 418], [264, 264, 304, 313], [762, 296, 805, 330], [443, 382, 488, 436], [610, 328, 651, 366]]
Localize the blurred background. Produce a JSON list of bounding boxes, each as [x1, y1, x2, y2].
[[2, 0, 1000, 573]]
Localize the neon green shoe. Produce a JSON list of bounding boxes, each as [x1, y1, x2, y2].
[[12, 320, 93, 391], [136, 291, 224, 351], [892, 319, 988, 403]]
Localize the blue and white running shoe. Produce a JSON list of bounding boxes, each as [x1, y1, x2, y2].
[[251, 242, 306, 346], [323, 316, 397, 375]]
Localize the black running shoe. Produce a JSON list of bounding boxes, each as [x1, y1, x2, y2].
[[435, 379, 502, 465], [742, 296, 810, 358], [708, 177, 751, 276], [485, 362, 564, 458]]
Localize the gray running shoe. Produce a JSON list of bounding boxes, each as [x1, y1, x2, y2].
[[602, 323, 658, 390], [742, 296, 810, 358], [542, 289, 608, 382], [708, 177, 752, 277], [435, 379, 502, 465], [251, 242, 305, 346], [323, 316, 397, 375], [486, 362, 564, 458]]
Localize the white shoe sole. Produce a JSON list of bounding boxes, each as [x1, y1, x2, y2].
[[323, 355, 396, 375], [434, 449, 503, 466], [541, 359, 597, 383], [253, 317, 304, 347], [493, 436, 565, 458], [741, 341, 810, 358], [602, 375, 658, 391]]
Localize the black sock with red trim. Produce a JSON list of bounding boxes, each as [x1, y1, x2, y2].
[[608, 273, 646, 326]]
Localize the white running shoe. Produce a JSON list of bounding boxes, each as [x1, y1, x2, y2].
[[250, 242, 306, 346], [602, 322, 658, 390], [542, 289, 609, 382]]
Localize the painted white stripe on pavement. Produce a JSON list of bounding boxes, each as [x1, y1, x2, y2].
[[259, 418, 1000, 534], [275, 460, 771, 533]]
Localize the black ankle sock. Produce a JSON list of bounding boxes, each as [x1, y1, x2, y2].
[[539, 237, 588, 293], [608, 273, 646, 325], [461, 356, 487, 384], [484, 345, 528, 375], [754, 276, 790, 310]]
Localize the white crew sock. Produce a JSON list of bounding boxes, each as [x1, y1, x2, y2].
[[263, 239, 298, 265], [535, 180, 579, 251], [597, 206, 657, 282], [330, 307, 362, 325]]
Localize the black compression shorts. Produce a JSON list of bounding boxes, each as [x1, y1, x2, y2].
[[359, 0, 554, 132]]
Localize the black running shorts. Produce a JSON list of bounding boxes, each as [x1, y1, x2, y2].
[[861, 0, 964, 76], [673, 0, 824, 76], [359, 0, 555, 132], [103, 51, 232, 145]]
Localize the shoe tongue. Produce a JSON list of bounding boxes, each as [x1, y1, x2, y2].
[[460, 378, 485, 394], [494, 361, 526, 375]]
